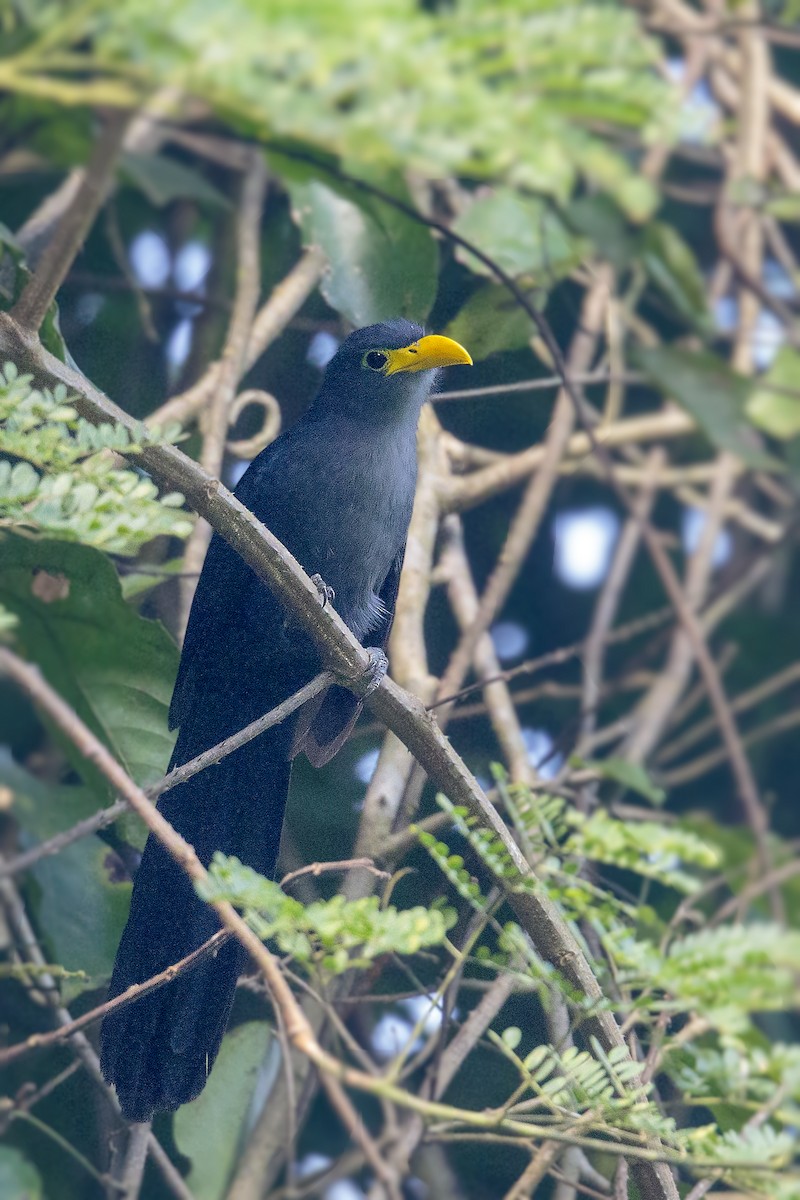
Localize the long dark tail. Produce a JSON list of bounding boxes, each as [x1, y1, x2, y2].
[[100, 725, 291, 1122]]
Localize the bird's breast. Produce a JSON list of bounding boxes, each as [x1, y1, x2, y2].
[[291, 424, 416, 640]]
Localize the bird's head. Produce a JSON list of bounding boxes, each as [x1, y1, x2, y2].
[[314, 319, 472, 422]]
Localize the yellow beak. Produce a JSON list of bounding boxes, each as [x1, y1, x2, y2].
[[385, 334, 473, 376]]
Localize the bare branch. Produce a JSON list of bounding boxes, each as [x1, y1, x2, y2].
[[0, 933, 229, 1069], [436, 270, 613, 729], [11, 110, 131, 331], [503, 1143, 562, 1200]]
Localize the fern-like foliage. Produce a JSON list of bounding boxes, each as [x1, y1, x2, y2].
[[496, 1030, 679, 1139], [417, 773, 800, 1191], [673, 1040, 800, 1114], [493, 1028, 796, 1185], [617, 923, 800, 1033], [563, 806, 721, 894], [3, 1, 676, 217], [200, 853, 456, 975], [0, 362, 193, 554]]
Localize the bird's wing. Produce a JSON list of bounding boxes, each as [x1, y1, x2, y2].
[[292, 545, 406, 768], [169, 533, 254, 732], [169, 440, 314, 739], [369, 542, 406, 650]]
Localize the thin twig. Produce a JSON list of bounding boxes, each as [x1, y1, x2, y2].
[[712, 855, 800, 925], [577, 449, 663, 752], [503, 1142, 562, 1200], [659, 707, 800, 787], [318, 1072, 403, 1200], [428, 608, 674, 710], [0, 653, 707, 1177], [435, 270, 613, 732], [433, 370, 642, 402], [621, 454, 738, 766], [656, 660, 800, 765], [280, 858, 389, 889], [0, 846, 193, 1200], [155, 671, 332, 796], [0, 932, 229, 1069], [438, 513, 534, 782]]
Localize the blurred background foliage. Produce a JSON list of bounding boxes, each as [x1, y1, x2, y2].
[[1, 0, 800, 1197]]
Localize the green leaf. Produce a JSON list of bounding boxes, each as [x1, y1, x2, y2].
[[0, 1147, 42, 1200], [17, 0, 674, 205], [634, 345, 780, 470], [286, 170, 437, 326], [0, 754, 129, 998], [452, 188, 584, 282], [641, 222, 712, 334], [502, 1026, 522, 1051], [564, 804, 721, 895], [765, 192, 800, 224], [174, 1022, 272, 1200], [565, 194, 634, 272], [39, 300, 68, 364], [583, 756, 666, 806], [654, 925, 800, 1033], [746, 347, 800, 440], [444, 285, 538, 360], [119, 558, 187, 600], [204, 853, 454, 971], [120, 151, 230, 209], [0, 365, 192, 552], [0, 536, 178, 800]]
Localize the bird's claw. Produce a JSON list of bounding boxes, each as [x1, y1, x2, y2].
[[310, 574, 335, 609], [345, 647, 389, 699]]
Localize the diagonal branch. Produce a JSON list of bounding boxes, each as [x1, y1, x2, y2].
[[11, 110, 132, 332], [0, 932, 229, 1069]]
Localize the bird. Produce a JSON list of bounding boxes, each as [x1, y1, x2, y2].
[[99, 318, 472, 1121]]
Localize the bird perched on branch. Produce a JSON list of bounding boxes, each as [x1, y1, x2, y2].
[[100, 319, 471, 1121]]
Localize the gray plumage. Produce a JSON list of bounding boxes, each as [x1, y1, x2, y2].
[[100, 318, 470, 1120]]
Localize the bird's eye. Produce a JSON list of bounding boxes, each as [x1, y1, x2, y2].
[[363, 350, 388, 372]]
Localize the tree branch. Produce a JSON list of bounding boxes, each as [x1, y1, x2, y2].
[[0, 932, 229, 1069], [11, 110, 131, 331]]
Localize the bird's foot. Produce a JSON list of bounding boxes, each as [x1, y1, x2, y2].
[[342, 647, 389, 699], [310, 574, 336, 609]]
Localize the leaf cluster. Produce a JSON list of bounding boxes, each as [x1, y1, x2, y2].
[[418, 778, 800, 1189], [0, 363, 192, 553], [200, 852, 457, 975], [3, 0, 672, 215]]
